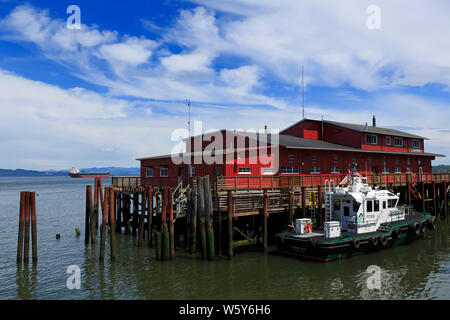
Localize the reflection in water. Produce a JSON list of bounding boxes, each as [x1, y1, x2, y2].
[[16, 265, 37, 300]]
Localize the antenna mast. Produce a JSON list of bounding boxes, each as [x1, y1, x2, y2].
[[187, 99, 191, 137], [302, 65, 305, 119]]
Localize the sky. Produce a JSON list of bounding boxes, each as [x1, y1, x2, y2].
[[0, 0, 449, 170]]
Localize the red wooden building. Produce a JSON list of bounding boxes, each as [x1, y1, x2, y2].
[[137, 116, 444, 186]]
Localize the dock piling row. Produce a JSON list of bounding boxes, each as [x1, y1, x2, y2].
[[17, 191, 38, 265]]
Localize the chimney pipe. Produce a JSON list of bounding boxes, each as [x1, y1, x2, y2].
[[372, 115, 376, 127], [264, 125, 268, 134]]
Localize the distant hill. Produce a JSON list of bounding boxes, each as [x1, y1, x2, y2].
[[432, 165, 450, 173], [0, 167, 140, 177]]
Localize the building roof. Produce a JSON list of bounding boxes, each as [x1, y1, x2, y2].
[[282, 118, 429, 140]]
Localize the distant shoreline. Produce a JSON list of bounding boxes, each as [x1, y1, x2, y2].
[[0, 167, 140, 177]]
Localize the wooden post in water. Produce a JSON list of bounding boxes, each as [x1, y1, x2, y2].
[[263, 191, 268, 252], [161, 187, 169, 260], [422, 182, 426, 212], [85, 186, 91, 245], [197, 178, 207, 260], [288, 189, 294, 227], [30, 192, 37, 264], [169, 187, 175, 259], [227, 190, 233, 259], [116, 193, 122, 233], [109, 188, 116, 262], [138, 189, 146, 247], [132, 193, 138, 236], [147, 186, 153, 247], [155, 231, 162, 260], [186, 188, 192, 252], [204, 176, 215, 260], [445, 181, 448, 217], [191, 189, 198, 253], [301, 187, 306, 218], [432, 181, 437, 216], [99, 188, 109, 263], [24, 192, 30, 264], [17, 192, 26, 264]]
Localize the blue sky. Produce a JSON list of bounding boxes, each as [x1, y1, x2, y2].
[[0, 0, 449, 169]]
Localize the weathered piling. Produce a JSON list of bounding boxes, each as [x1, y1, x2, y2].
[[197, 178, 207, 260], [288, 189, 294, 226], [161, 187, 169, 260], [85, 185, 92, 245], [445, 181, 448, 217], [17, 192, 26, 264], [30, 192, 37, 264], [147, 186, 153, 247], [138, 189, 146, 247], [227, 190, 233, 259], [186, 188, 192, 252], [169, 187, 175, 259], [109, 188, 116, 262], [263, 191, 268, 252], [204, 176, 215, 260], [191, 189, 198, 253], [99, 188, 109, 263], [132, 193, 138, 236], [24, 192, 30, 264], [116, 193, 122, 232], [155, 231, 162, 260]]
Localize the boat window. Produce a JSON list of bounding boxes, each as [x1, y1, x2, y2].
[[344, 207, 350, 217], [333, 199, 341, 210], [353, 201, 361, 212], [383, 201, 387, 209], [367, 201, 373, 212], [387, 192, 396, 197], [388, 199, 397, 208], [374, 200, 380, 212]]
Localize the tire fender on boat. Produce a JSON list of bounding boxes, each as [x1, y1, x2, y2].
[[379, 235, 388, 247], [352, 239, 360, 249], [420, 221, 427, 233], [427, 216, 436, 230], [410, 222, 420, 236], [370, 236, 379, 247], [393, 227, 402, 239]]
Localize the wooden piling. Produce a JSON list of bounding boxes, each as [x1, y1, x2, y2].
[[227, 190, 233, 259], [288, 189, 294, 226], [24, 192, 30, 264], [197, 178, 207, 260], [99, 188, 109, 262], [186, 188, 192, 252], [191, 189, 198, 253], [161, 187, 169, 260], [17, 192, 26, 264], [138, 189, 146, 247], [263, 191, 268, 252], [85, 186, 92, 245], [147, 186, 153, 247], [30, 192, 37, 264], [155, 231, 162, 260], [169, 187, 175, 259], [445, 181, 448, 217], [204, 176, 215, 260], [109, 188, 116, 262], [132, 193, 138, 236], [433, 181, 437, 216], [422, 182, 426, 212]]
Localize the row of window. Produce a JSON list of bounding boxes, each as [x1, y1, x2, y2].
[[366, 134, 421, 149], [287, 154, 420, 166], [146, 168, 168, 177], [334, 199, 397, 214]]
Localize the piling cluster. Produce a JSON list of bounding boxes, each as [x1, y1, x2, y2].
[[17, 192, 38, 264]]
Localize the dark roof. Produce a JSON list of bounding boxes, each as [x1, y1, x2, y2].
[[324, 120, 429, 140]]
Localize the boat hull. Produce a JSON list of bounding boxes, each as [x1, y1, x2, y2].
[[69, 173, 109, 178], [275, 213, 434, 262]]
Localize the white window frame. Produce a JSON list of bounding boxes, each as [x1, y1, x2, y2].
[[382, 167, 389, 174], [281, 166, 299, 174], [394, 137, 403, 147], [386, 136, 391, 145], [311, 155, 317, 164], [412, 139, 420, 149], [310, 166, 321, 174], [160, 168, 168, 177], [288, 155, 295, 163], [330, 166, 340, 174], [238, 167, 252, 175], [333, 154, 338, 163], [146, 169, 153, 177], [394, 167, 402, 173], [262, 168, 276, 175], [190, 166, 195, 175], [406, 168, 413, 173], [366, 134, 378, 145]]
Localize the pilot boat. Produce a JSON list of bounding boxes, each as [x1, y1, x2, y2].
[[275, 175, 436, 262]]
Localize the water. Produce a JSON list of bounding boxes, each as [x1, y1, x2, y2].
[[0, 176, 449, 300]]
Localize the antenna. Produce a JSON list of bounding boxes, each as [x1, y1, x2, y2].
[[186, 99, 191, 137], [302, 65, 305, 119]]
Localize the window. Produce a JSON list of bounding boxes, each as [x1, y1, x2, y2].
[[281, 166, 299, 174], [386, 136, 391, 145], [383, 157, 387, 166], [353, 201, 361, 213], [288, 155, 295, 163], [366, 134, 378, 145], [368, 156, 372, 164], [374, 200, 379, 212], [312, 155, 317, 164], [190, 166, 195, 175], [406, 168, 413, 173], [407, 158, 411, 165], [395, 157, 399, 165], [412, 140, 420, 149], [352, 156, 356, 163], [367, 201, 373, 212], [262, 168, 275, 175], [330, 166, 340, 174], [310, 166, 321, 174], [333, 199, 341, 211], [333, 154, 338, 163], [344, 207, 350, 217], [382, 167, 389, 174], [383, 201, 387, 209], [395, 167, 401, 173], [146, 169, 153, 177], [418, 160, 422, 165], [238, 167, 251, 174], [160, 168, 168, 177], [215, 166, 220, 176], [394, 137, 403, 147], [388, 199, 397, 208]]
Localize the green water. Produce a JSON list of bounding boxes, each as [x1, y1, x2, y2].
[[1, 177, 449, 299]]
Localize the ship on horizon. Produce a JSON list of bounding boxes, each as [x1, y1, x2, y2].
[[69, 167, 109, 178]]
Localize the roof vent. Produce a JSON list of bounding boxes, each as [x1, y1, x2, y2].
[[365, 122, 368, 129], [372, 115, 376, 127]]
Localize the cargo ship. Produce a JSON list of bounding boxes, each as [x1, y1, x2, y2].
[[275, 175, 436, 262], [69, 167, 109, 178]]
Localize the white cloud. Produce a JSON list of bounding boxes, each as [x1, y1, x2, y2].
[[98, 37, 157, 67]]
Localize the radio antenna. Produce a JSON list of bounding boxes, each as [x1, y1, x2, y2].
[[187, 99, 191, 137], [302, 65, 305, 119]]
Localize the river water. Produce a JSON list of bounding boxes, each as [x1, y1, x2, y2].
[[0, 176, 449, 300]]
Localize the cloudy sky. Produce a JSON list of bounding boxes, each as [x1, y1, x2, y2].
[[0, 0, 449, 170]]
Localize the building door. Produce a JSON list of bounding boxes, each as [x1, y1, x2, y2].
[[179, 167, 185, 187]]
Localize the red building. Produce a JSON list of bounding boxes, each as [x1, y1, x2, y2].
[[137, 117, 444, 186]]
